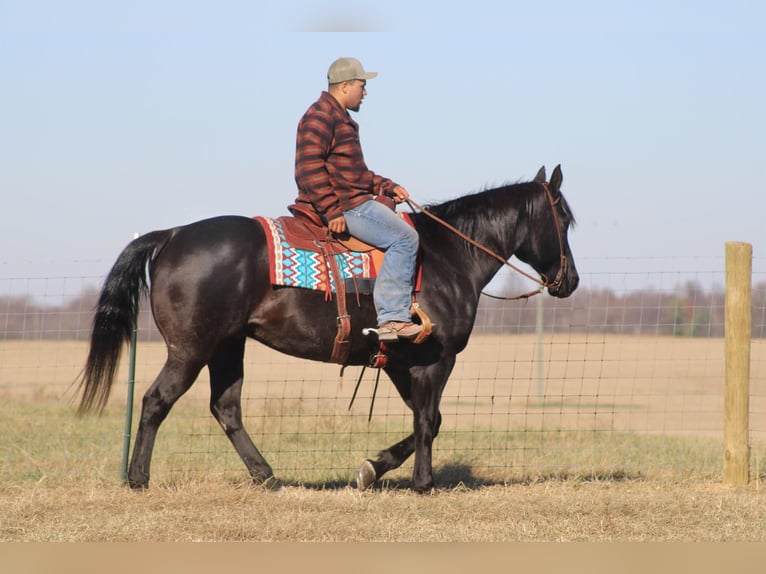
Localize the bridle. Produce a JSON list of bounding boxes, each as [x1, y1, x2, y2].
[[350, 183, 569, 418], [406, 182, 568, 301]]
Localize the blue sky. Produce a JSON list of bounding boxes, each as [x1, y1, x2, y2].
[[1, 1, 764, 292]]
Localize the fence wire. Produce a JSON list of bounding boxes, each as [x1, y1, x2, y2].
[[1, 258, 765, 485]]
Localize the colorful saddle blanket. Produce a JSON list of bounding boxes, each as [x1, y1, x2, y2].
[[255, 214, 421, 294], [256, 215, 382, 293]]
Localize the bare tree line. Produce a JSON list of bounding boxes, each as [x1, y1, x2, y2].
[[477, 280, 766, 338], [2, 281, 766, 341]]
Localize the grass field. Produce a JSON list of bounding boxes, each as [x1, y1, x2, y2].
[[1, 334, 766, 541]]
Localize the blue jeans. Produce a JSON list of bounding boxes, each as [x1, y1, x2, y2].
[[344, 199, 419, 325]]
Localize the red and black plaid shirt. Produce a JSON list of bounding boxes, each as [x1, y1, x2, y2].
[[294, 91, 397, 222]]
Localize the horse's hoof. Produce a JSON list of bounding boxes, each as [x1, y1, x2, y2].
[[256, 475, 283, 492], [413, 482, 435, 494], [356, 459, 377, 491], [126, 478, 149, 491]]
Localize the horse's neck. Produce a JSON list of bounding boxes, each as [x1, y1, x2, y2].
[[421, 195, 524, 288]]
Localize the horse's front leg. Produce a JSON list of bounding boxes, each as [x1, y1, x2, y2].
[[409, 369, 449, 492], [356, 356, 454, 492], [356, 432, 415, 491]]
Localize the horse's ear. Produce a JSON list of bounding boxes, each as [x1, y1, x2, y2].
[[550, 164, 563, 194], [533, 166, 546, 183]]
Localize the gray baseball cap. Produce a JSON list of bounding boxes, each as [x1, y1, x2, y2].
[[327, 57, 378, 83]]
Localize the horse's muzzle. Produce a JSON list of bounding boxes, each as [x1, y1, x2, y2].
[[547, 258, 579, 298]]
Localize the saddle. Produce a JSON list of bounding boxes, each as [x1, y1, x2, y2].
[[284, 203, 384, 272], [258, 203, 432, 366]]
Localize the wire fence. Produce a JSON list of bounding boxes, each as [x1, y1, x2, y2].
[[1, 256, 765, 485]]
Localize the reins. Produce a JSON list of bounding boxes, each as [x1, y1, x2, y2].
[[351, 182, 568, 419], [405, 182, 568, 301]]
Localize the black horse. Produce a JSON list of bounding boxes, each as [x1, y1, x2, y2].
[[78, 164, 578, 492]]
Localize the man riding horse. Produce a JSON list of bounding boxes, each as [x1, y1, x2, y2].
[[293, 57, 422, 343]]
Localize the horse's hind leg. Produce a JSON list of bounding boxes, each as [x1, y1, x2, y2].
[[208, 337, 280, 490], [127, 355, 204, 489]]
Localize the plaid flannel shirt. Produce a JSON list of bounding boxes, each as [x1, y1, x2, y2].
[[294, 91, 397, 222]]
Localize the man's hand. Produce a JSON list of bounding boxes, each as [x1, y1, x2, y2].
[[392, 185, 409, 203], [328, 215, 347, 234]]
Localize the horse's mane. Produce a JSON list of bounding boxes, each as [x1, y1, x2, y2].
[[420, 179, 575, 227], [409, 179, 575, 260]]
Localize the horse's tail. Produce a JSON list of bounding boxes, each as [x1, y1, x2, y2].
[[77, 229, 174, 415]]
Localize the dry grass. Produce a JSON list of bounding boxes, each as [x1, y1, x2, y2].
[[2, 395, 766, 542], [2, 335, 766, 542], [2, 474, 766, 542]]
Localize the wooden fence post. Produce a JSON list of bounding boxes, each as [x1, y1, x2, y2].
[[723, 241, 751, 486]]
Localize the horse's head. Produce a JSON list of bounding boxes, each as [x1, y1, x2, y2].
[[516, 164, 579, 298]]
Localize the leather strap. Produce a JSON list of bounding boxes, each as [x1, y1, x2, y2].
[[405, 192, 566, 300], [318, 237, 351, 365]]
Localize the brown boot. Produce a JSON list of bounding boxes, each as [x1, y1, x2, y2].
[[377, 321, 423, 342]]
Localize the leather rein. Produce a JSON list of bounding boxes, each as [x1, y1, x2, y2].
[[405, 182, 568, 301]]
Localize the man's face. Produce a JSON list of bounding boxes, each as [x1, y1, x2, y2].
[[345, 79, 367, 112]]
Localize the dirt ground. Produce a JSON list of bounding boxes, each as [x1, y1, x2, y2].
[[3, 333, 764, 438]]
